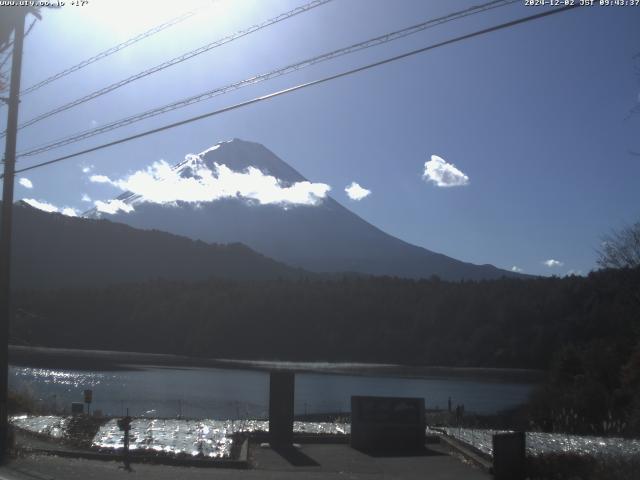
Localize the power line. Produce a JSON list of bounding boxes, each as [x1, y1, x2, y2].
[[0, 51, 11, 72], [5, 0, 333, 136], [18, 5, 203, 97], [24, 18, 37, 38], [17, 0, 517, 158], [8, 4, 579, 177]]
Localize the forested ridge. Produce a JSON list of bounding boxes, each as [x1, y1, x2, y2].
[[10, 202, 306, 289]]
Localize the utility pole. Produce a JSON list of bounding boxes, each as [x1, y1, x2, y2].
[[0, 10, 26, 462]]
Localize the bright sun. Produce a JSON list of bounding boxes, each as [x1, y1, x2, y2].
[[81, 0, 221, 39]]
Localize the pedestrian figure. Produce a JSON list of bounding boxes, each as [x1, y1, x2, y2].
[[118, 410, 133, 472]]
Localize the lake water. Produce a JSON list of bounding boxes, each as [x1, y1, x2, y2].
[[10, 364, 535, 418]]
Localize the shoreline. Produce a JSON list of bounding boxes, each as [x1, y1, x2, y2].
[[9, 345, 544, 383]]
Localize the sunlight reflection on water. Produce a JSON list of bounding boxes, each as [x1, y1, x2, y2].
[[92, 418, 350, 457], [11, 415, 350, 458], [14, 415, 639, 460], [13, 367, 107, 388], [11, 415, 69, 438]]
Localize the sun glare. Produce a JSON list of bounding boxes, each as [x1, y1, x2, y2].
[[83, 0, 222, 39]]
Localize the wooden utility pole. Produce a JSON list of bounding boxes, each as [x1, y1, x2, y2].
[[0, 11, 26, 462]]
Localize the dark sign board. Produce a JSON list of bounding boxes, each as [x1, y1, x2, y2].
[[351, 396, 425, 452], [71, 402, 84, 415], [355, 396, 422, 423]]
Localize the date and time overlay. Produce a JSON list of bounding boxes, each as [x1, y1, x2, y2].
[[0, 0, 638, 9]]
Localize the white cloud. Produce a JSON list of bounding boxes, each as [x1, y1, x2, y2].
[[510, 266, 523, 273], [22, 198, 58, 213], [81, 194, 92, 202], [94, 199, 135, 215], [18, 178, 33, 189], [422, 154, 470, 188], [22, 198, 78, 217], [61, 207, 78, 217], [345, 182, 371, 201], [81, 165, 93, 174], [543, 259, 564, 268], [89, 174, 112, 184], [92, 157, 331, 210]]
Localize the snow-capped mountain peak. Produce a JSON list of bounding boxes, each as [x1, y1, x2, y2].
[[86, 139, 521, 281]]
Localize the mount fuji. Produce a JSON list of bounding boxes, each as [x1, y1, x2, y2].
[[87, 138, 520, 281]]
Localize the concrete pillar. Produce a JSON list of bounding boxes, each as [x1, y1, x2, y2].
[[269, 371, 295, 445]]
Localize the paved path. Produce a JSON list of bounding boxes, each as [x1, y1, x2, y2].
[[0, 442, 489, 480]]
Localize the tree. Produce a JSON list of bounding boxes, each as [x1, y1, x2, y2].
[[597, 222, 640, 269]]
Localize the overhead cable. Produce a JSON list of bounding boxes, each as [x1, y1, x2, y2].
[[5, 0, 333, 136], [19, 5, 203, 96], [8, 4, 579, 177], [17, 0, 516, 158]]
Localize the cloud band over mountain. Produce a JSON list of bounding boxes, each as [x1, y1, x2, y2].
[[90, 154, 331, 211]]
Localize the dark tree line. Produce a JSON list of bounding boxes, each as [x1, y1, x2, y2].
[[11, 269, 638, 368]]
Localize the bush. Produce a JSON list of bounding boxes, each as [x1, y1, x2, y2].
[[527, 453, 640, 480]]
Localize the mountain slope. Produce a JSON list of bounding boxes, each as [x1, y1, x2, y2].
[[88, 139, 521, 281], [11, 201, 305, 290]]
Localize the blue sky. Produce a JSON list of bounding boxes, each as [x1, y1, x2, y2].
[[3, 0, 640, 276]]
